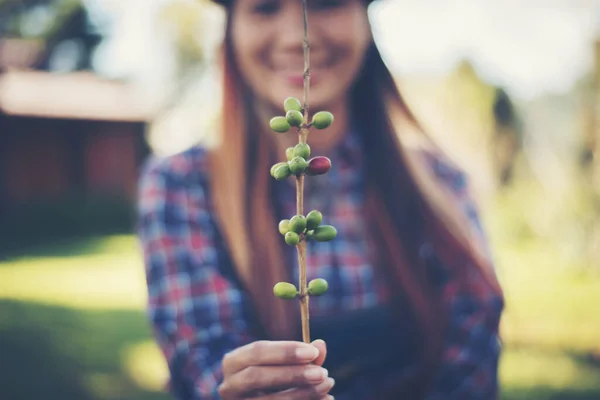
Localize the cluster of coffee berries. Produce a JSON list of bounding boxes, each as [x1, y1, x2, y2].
[[278, 209, 337, 246], [270, 143, 331, 180], [269, 97, 333, 181], [269, 97, 334, 133]]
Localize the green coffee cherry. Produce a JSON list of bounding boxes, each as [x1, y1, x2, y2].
[[293, 143, 310, 159], [288, 156, 308, 175], [270, 162, 288, 177], [286, 110, 303, 127], [308, 278, 329, 296], [279, 219, 290, 235], [289, 215, 307, 233], [312, 225, 337, 242], [270, 116, 290, 133], [284, 97, 303, 113], [285, 147, 295, 161], [305, 230, 314, 240], [285, 231, 300, 246], [306, 210, 323, 230], [311, 111, 334, 129], [273, 282, 298, 300], [273, 164, 291, 180]]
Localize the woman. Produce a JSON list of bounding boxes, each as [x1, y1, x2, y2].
[[137, 0, 505, 399]]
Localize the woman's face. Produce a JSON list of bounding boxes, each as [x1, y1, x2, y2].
[[230, 0, 372, 112]]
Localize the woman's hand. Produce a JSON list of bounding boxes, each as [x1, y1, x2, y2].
[[218, 339, 334, 399]]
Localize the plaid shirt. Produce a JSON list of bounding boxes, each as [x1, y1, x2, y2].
[[137, 130, 504, 400]]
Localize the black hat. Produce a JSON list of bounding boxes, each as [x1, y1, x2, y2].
[[211, 0, 375, 8]]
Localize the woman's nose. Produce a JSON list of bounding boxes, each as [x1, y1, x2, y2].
[[274, 3, 314, 51]]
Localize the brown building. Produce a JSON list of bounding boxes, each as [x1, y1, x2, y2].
[[0, 69, 152, 240]]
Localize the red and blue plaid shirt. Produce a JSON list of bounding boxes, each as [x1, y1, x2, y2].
[[137, 129, 504, 399]]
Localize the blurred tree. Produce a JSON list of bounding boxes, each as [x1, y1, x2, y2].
[[580, 38, 600, 269], [143, 0, 224, 156], [441, 58, 520, 195], [562, 40, 600, 271], [152, 0, 209, 115], [576, 72, 596, 168], [491, 86, 523, 186], [158, 0, 206, 73], [592, 39, 600, 191], [447, 59, 496, 138], [0, 0, 103, 72]]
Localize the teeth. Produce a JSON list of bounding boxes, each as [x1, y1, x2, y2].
[[276, 65, 326, 73], [274, 60, 329, 71]]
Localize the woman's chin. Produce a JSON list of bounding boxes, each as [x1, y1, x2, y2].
[[267, 78, 336, 113]]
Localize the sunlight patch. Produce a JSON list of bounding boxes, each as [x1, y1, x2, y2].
[[122, 341, 170, 393], [500, 348, 600, 391], [0, 254, 148, 310]]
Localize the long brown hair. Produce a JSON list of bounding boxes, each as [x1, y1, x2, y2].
[[206, 6, 503, 396]]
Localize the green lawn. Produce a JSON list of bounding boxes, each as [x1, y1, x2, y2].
[[1, 205, 600, 399], [0, 235, 170, 400]]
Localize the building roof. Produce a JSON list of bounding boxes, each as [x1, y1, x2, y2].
[[0, 69, 154, 122]]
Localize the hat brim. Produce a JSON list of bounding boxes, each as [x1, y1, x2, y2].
[[211, 0, 375, 7]]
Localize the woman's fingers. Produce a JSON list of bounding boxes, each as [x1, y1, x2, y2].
[[221, 364, 328, 396], [253, 375, 335, 397], [222, 341, 320, 375], [311, 339, 327, 366], [256, 378, 335, 400], [312, 376, 335, 395]]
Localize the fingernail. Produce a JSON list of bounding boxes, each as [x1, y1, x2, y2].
[[305, 367, 327, 382], [328, 377, 335, 388], [296, 346, 318, 361]]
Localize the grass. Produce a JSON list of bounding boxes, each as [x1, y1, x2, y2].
[[0, 299, 169, 400], [1, 190, 600, 399], [0, 235, 170, 400], [484, 179, 600, 399]]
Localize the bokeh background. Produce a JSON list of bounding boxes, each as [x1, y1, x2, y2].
[[1, 0, 600, 399]]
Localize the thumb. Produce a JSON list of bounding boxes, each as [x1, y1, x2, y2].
[[311, 339, 327, 366]]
